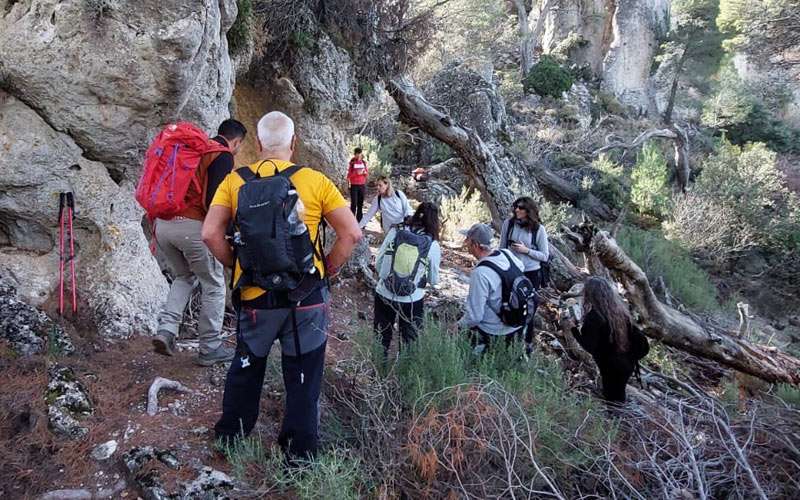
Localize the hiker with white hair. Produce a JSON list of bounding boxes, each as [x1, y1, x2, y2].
[[203, 111, 361, 462]]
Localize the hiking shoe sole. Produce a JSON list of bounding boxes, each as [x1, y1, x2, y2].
[[152, 335, 175, 356]]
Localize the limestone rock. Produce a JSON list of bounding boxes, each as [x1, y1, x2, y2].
[[601, 0, 670, 112], [542, 0, 670, 111], [46, 365, 93, 439], [0, 277, 74, 355], [180, 467, 235, 499], [0, 91, 167, 337], [91, 440, 118, 461], [0, 0, 235, 179], [38, 489, 92, 500]]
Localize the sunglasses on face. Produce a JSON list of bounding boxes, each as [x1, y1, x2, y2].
[[514, 204, 527, 210]]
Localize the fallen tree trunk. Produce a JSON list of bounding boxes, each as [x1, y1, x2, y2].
[[567, 224, 800, 386]]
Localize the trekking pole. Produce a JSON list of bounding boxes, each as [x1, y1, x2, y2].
[[58, 193, 66, 315], [67, 192, 77, 314]]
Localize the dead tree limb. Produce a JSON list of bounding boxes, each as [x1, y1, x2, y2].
[[387, 76, 614, 224], [147, 377, 192, 416], [581, 227, 800, 386], [593, 124, 691, 193]]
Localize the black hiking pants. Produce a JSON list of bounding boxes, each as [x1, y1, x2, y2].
[[469, 327, 523, 354], [350, 184, 366, 222], [373, 292, 424, 356], [214, 299, 328, 462], [523, 269, 542, 345]]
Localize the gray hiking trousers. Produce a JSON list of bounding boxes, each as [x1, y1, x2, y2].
[[155, 217, 225, 354]]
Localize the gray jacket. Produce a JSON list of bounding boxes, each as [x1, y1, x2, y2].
[[499, 218, 549, 272], [459, 249, 525, 335]]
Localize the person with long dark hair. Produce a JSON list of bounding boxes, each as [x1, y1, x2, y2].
[[562, 277, 649, 403], [373, 202, 442, 356], [499, 196, 549, 354]]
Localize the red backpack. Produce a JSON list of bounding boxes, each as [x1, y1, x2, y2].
[[135, 122, 230, 221]]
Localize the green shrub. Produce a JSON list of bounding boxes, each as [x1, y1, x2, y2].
[[290, 30, 315, 51], [631, 143, 671, 219], [440, 186, 491, 243], [395, 322, 470, 408], [223, 440, 363, 499], [227, 0, 253, 55], [345, 134, 391, 180], [430, 141, 453, 163], [400, 326, 611, 477], [774, 384, 800, 409], [535, 195, 571, 236], [591, 154, 628, 209], [552, 151, 585, 170], [616, 226, 720, 311], [702, 64, 800, 153], [673, 139, 800, 254], [523, 55, 574, 99]]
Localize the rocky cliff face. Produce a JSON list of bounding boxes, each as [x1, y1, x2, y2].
[[543, 0, 669, 112], [0, 0, 236, 337], [236, 31, 363, 184]]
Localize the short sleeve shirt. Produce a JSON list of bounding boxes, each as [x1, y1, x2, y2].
[[211, 159, 348, 301]]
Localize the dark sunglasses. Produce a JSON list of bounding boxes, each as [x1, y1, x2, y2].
[[513, 204, 527, 210]]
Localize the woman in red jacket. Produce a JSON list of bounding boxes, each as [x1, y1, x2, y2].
[[348, 147, 369, 221]]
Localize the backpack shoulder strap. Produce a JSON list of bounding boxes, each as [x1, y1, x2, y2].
[[477, 252, 513, 302], [236, 167, 257, 183], [504, 218, 514, 249], [277, 164, 305, 179]]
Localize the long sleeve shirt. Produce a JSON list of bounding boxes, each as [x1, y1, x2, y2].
[[499, 218, 549, 272], [375, 227, 441, 303], [359, 191, 414, 233], [458, 249, 524, 335]]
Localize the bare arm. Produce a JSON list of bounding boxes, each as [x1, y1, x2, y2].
[[202, 205, 234, 268], [324, 206, 362, 272]]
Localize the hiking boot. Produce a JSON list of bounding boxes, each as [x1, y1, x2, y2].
[[152, 330, 176, 356], [195, 344, 236, 367]]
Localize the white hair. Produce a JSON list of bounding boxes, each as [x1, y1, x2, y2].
[[256, 111, 295, 151]]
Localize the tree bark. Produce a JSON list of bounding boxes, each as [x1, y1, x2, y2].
[[663, 44, 689, 126], [594, 125, 690, 193], [568, 224, 800, 386], [515, 0, 556, 76]]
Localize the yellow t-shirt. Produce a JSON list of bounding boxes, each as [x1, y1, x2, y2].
[[211, 159, 348, 301]]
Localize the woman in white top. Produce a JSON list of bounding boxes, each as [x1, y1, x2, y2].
[[374, 202, 441, 356], [359, 176, 414, 234], [499, 196, 549, 354]]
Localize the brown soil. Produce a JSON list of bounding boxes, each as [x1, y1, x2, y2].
[[0, 224, 401, 499]]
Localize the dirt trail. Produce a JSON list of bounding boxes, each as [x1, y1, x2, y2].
[[0, 205, 474, 499]]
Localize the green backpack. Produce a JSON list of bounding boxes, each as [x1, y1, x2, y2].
[[381, 228, 432, 297]]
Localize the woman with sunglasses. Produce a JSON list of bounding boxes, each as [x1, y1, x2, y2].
[[499, 196, 549, 354]]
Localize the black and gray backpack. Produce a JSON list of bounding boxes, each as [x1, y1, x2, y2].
[[381, 227, 432, 297], [478, 250, 537, 328], [232, 162, 320, 293]]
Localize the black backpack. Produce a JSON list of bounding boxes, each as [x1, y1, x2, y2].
[[477, 250, 537, 328], [232, 163, 321, 294], [504, 219, 551, 287], [381, 227, 432, 297]]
